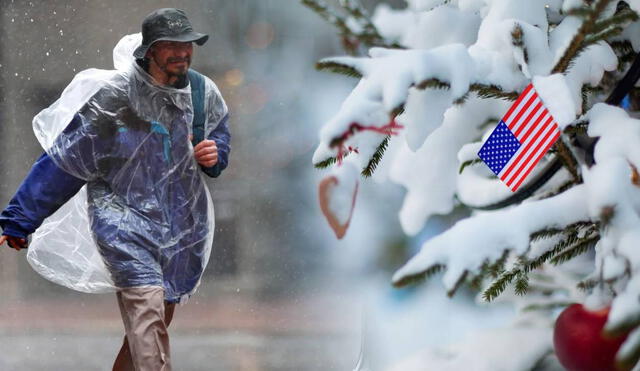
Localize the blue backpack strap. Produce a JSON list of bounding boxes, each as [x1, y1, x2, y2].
[[187, 69, 206, 148]]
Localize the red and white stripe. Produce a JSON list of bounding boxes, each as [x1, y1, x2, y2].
[[497, 84, 560, 192]]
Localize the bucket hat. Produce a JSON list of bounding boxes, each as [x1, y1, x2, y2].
[[133, 8, 208, 59]]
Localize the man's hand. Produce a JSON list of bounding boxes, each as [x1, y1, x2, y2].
[[194, 139, 218, 167], [0, 235, 27, 251]]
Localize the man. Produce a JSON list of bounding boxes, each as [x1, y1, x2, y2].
[[0, 8, 230, 371]]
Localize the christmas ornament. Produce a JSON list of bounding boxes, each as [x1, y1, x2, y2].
[[554, 303, 629, 371], [318, 171, 359, 239]]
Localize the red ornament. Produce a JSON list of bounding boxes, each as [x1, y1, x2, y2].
[[554, 303, 630, 371]]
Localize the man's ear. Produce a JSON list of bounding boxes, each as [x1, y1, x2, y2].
[[145, 46, 155, 61]]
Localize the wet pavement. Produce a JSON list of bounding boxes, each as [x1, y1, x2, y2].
[[0, 293, 361, 371], [0, 332, 357, 371]]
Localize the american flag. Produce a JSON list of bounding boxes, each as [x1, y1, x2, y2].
[[477, 84, 560, 192]]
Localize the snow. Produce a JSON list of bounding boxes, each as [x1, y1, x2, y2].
[[619, 19, 640, 52], [588, 103, 640, 168], [401, 6, 481, 49], [533, 74, 578, 128], [371, 4, 414, 43], [562, 0, 587, 14], [386, 326, 552, 371], [564, 42, 618, 113], [576, 104, 640, 345], [311, 0, 640, 368], [482, 0, 549, 33], [398, 88, 453, 151], [392, 185, 590, 290], [405, 0, 448, 12], [317, 44, 476, 153], [390, 96, 505, 235]]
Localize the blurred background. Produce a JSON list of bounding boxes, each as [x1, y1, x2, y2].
[[0, 1, 509, 371]]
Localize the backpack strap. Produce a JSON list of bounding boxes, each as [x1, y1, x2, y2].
[[187, 69, 206, 148]]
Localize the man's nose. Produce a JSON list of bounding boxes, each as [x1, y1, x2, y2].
[[175, 49, 189, 58]]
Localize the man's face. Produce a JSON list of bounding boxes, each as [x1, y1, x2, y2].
[[148, 40, 193, 76]]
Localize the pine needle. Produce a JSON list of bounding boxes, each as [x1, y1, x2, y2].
[[361, 137, 390, 177], [458, 159, 483, 174], [392, 264, 445, 288], [315, 61, 363, 78], [550, 235, 599, 265]]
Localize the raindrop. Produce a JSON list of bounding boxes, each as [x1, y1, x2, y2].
[[11, 18, 14, 22], [46, 51, 50, 56], [30, 18, 34, 22]]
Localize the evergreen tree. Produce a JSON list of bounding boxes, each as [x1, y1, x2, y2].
[[305, 0, 640, 369]]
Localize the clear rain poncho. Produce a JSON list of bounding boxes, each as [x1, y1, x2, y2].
[[27, 34, 223, 303]]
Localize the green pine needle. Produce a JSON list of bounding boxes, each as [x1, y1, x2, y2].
[[592, 8, 639, 35], [488, 250, 510, 278], [565, 7, 593, 19], [415, 78, 450, 90], [470, 84, 519, 101], [552, 0, 615, 74], [514, 273, 530, 296], [447, 271, 469, 297], [458, 159, 483, 174], [482, 223, 597, 302], [361, 136, 390, 177], [314, 156, 338, 169], [550, 235, 599, 265], [584, 26, 624, 46], [577, 278, 598, 291], [316, 61, 363, 78], [393, 264, 445, 288], [611, 40, 635, 56], [483, 270, 518, 302], [391, 104, 405, 118]]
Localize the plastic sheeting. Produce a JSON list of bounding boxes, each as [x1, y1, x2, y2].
[[27, 33, 222, 303]]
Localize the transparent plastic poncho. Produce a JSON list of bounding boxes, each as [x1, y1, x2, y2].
[[28, 34, 218, 303]]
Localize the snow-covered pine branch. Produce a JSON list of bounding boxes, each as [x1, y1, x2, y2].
[[307, 0, 640, 368], [391, 184, 591, 291]]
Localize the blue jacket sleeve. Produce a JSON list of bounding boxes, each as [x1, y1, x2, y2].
[[201, 113, 230, 178], [0, 152, 86, 239]]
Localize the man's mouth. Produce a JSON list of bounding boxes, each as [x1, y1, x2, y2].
[[168, 58, 190, 65]]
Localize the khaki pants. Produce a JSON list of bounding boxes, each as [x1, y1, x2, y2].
[[112, 286, 176, 371]]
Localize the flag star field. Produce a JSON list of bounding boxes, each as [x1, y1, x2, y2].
[[478, 121, 521, 175]]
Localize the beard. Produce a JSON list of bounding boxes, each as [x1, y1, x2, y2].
[[163, 57, 190, 76], [156, 56, 190, 88]]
